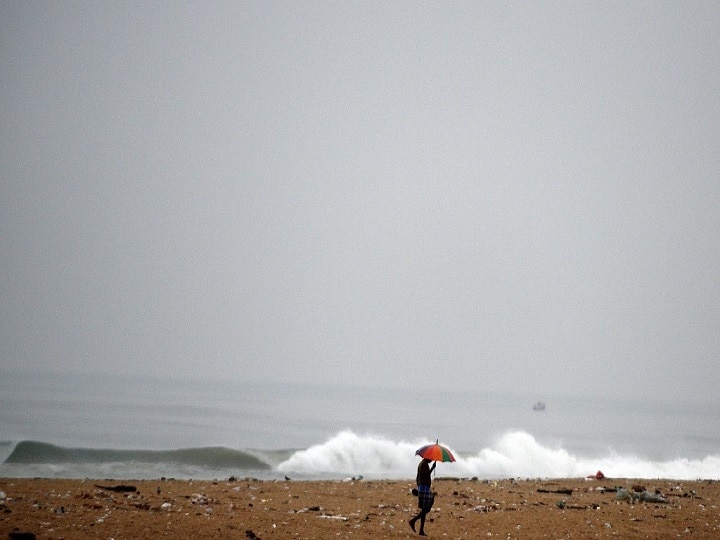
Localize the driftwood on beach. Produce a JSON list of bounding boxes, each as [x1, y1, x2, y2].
[[537, 487, 574, 495], [93, 484, 137, 493]]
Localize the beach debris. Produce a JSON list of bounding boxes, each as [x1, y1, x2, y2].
[[317, 513, 349, 521], [555, 499, 602, 510], [8, 531, 36, 540], [342, 475, 363, 482], [469, 505, 493, 512], [538, 487, 573, 495], [615, 488, 637, 503], [671, 485, 701, 499], [94, 484, 137, 493], [189, 493, 209, 505], [615, 486, 669, 504], [245, 529, 260, 539], [638, 490, 668, 503]]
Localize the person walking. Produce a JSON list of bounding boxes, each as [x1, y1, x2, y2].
[[409, 457, 436, 536]]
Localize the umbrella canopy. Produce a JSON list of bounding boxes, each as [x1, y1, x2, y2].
[[415, 442, 456, 463]]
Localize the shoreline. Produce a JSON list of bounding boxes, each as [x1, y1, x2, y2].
[[1, 477, 718, 538]]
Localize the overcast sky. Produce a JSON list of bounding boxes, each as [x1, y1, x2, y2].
[[2, 1, 719, 398]]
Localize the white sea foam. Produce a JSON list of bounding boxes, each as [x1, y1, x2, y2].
[[278, 430, 720, 480], [277, 431, 421, 477]]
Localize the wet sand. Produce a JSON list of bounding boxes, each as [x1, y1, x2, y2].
[[1, 477, 718, 538]]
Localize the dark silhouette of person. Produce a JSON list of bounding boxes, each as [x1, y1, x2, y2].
[[409, 457, 436, 535]]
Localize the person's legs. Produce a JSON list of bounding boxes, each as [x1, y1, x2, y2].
[[418, 509, 427, 535], [409, 510, 427, 535], [408, 510, 420, 531], [411, 485, 433, 535]]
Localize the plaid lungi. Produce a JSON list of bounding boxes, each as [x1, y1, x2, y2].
[[417, 484, 434, 512]]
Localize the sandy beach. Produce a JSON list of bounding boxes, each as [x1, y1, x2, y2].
[[1, 476, 717, 539]]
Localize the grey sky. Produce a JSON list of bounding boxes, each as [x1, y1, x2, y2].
[[2, 1, 719, 398]]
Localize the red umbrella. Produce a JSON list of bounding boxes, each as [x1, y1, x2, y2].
[[415, 440, 456, 463]]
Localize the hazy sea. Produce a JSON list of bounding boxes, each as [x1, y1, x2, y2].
[[1, 369, 719, 481]]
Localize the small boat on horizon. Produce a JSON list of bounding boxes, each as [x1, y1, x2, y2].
[[532, 401, 546, 411]]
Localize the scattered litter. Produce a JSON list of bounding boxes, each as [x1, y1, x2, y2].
[[94, 484, 137, 493], [297, 505, 322, 513], [190, 494, 209, 505], [616, 487, 669, 504], [342, 475, 363, 482], [538, 488, 573, 495], [638, 491, 668, 504], [615, 488, 635, 502], [317, 514, 349, 521]]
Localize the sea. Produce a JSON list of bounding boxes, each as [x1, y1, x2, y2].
[[1, 369, 719, 481]]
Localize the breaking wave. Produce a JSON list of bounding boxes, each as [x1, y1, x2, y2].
[[2, 432, 719, 480], [277, 430, 720, 480]]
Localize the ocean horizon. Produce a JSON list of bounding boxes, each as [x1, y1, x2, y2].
[[1, 369, 719, 481]]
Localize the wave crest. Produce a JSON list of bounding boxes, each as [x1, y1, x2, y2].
[[278, 431, 720, 480], [5, 440, 271, 470]]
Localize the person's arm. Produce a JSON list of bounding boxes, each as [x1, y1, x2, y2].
[[429, 462, 436, 473]]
